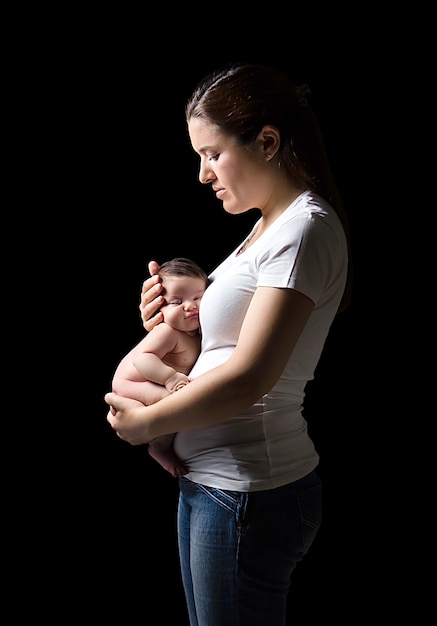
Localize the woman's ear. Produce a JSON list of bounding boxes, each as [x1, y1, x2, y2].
[[258, 125, 280, 160]]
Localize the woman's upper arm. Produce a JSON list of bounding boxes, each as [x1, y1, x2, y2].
[[228, 286, 315, 396]]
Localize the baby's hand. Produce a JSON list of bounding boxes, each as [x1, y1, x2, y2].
[[165, 372, 190, 393], [172, 381, 190, 392]]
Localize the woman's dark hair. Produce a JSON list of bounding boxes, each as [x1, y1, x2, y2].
[[186, 63, 352, 312]]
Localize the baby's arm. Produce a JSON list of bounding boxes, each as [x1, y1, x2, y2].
[[133, 324, 190, 393], [134, 352, 190, 393]]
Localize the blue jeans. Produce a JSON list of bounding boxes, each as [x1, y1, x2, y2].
[[177, 471, 322, 626]]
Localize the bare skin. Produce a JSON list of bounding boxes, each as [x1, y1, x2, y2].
[[112, 325, 199, 477], [139, 261, 166, 333], [111, 271, 205, 476]]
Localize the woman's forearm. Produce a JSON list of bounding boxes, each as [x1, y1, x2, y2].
[[146, 362, 261, 439]]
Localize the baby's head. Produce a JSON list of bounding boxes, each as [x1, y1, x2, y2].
[[159, 257, 209, 287], [157, 258, 209, 331]]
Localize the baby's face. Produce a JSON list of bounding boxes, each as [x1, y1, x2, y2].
[[160, 275, 205, 333]]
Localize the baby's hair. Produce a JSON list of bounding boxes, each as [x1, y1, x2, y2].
[[159, 257, 209, 287]]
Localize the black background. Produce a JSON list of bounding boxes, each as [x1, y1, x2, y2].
[[24, 19, 395, 624]]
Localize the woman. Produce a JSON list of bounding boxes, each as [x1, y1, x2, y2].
[[105, 62, 352, 626]]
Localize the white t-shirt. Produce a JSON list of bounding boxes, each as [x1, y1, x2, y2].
[[174, 191, 348, 491]]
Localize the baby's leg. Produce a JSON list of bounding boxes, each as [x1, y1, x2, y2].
[[148, 434, 189, 478], [113, 380, 169, 405]]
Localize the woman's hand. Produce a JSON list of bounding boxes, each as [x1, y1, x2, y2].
[[105, 392, 153, 445], [139, 260, 163, 332]]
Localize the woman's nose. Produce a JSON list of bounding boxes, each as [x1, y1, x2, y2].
[[199, 161, 215, 184]]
